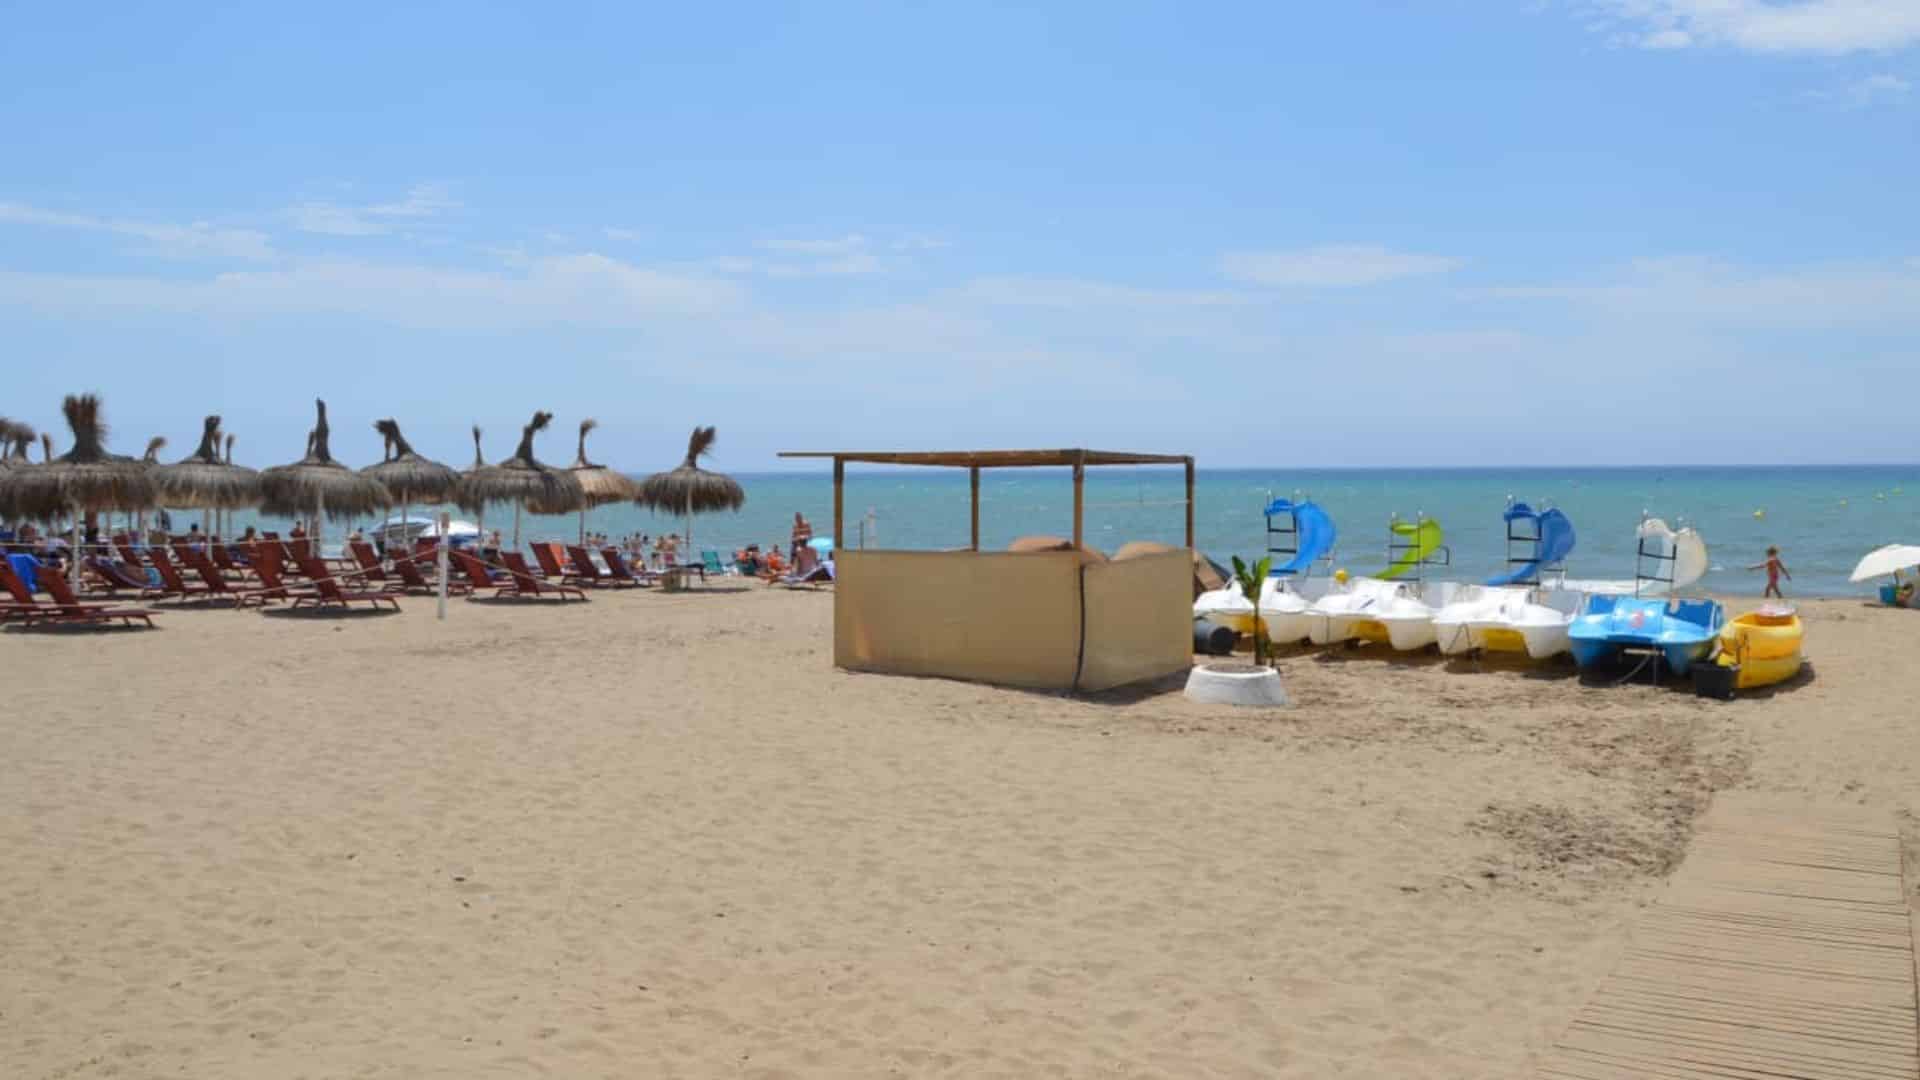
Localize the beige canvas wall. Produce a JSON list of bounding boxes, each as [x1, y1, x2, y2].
[[834, 551, 1083, 689], [833, 549, 1190, 692], [1078, 549, 1195, 692]]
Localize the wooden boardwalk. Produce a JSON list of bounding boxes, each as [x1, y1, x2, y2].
[[1540, 795, 1918, 1079]]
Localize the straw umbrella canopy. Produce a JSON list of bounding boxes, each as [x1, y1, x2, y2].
[[453, 424, 504, 551], [8, 394, 157, 586], [133, 435, 166, 538], [362, 418, 460, 548], [259, 399, 391, 552], [223, 432, 240, 537], [564, 419, 639, 544], [454, 411, 584, 551], [456, 424, 487, 519], [635, 426, 745, 552], [0, 418, 35, 525], [152, 416, 261, 526]]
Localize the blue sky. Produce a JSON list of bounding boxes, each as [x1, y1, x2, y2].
[[2, 1, 1916, 470]]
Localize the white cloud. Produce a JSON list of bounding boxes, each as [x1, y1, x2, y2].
[[759, 234, 869, 256], [288, 183, 458, 237], [705, 232, 949, 277], [0, 251, 743, 330], [604, 227, 644, 242], [1485, 255, 1920, 328], [288, 204, 385, 237], [765, 252, 884, 277], [1219, 245, 1465, 288], [1588, 1, 1920, 54], [1810, 72, 1914, 106], [0, 201, 274, 260], [709, 234, 895, 277], [951, 276, 1249, 309]]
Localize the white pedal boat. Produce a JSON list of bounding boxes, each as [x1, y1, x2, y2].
[[1192, 576, 1320, 645], [1433, 586, 1578, 659], [1306, 578, 1461, 651]]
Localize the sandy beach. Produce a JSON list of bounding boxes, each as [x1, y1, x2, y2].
[[3, 588, 1913, 1078]]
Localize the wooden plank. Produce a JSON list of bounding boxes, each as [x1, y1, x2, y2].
[[1071, 454, 1085, 550], [832, 456, 844, 551], [776, 448, 1193, 467], [1184, 458, 1195, 549], [969, 465, 980, 551], [1537, 795, 1919, 1079]]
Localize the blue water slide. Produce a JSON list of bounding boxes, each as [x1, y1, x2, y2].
[[1484, 504, 1578, 585], [1484, 502, 1541, 586], [1264, 498, 1336, 576], [1537, 508, 1575, 567]]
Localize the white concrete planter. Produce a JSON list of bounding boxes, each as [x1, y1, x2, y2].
[[1184, 663, 1291, 707]]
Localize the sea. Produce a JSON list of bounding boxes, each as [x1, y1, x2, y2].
[[213, 466, 1919, 598]]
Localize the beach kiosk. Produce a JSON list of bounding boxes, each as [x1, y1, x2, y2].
[[776, 449, 1197, 693]]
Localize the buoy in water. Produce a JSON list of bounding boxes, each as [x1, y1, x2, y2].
[[1752, 509, 1765, 519], [1333, 568, 1350, 584]]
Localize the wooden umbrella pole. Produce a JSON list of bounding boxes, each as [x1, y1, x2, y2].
[[69, 502, 82, 588], [513, 500, 522, 553]]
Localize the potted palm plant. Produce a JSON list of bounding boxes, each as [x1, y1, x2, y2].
[[1230, 554, 1274, 665]]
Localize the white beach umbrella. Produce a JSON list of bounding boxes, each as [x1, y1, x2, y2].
[[1848, 544, 1920, 582]]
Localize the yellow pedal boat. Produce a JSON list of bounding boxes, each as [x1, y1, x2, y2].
[[1713, 606, 1803, 690]]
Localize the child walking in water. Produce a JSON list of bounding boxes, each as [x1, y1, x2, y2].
[[1749, 546, 1791, 598]]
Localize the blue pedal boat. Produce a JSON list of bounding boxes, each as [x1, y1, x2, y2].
[[1568, 594, 1724, 675], [1568, 516, 1722, 675]]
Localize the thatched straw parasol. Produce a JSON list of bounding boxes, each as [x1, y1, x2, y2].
[[259, 399, 391, 552], [635, 426, 745, 551], [0, 417, 29, 452], [8, 395, 157, 586], [454, 411, 584, 551], [565, 419, 639, 544], [362, 418, 460, 547], [153, 417, 261, 533], [126, 436, 164, 537], [223, 432, 239, 537], [0, 418, 35, 525], [456, 425, 486, 517]]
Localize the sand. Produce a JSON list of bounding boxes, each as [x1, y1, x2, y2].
[[2, 587, 1912, 1078]]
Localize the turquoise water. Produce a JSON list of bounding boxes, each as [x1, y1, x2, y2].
[[213, 466, 1919, 597]]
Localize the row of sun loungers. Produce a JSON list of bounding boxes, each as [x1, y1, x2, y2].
[[7, 534, 820, 630], [1, 559, 157, 627]]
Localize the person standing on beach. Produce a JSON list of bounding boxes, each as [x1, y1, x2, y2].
[[1748, 546, 1791, 599], [791, 511, 813, 559]]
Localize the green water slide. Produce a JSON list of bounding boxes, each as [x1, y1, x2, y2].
[[1377, 518, 1444, 580]]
